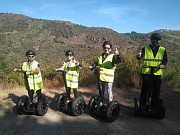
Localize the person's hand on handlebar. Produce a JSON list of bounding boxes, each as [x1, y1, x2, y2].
[[160, 64, 165, 69], [89, 66, 93, 70]]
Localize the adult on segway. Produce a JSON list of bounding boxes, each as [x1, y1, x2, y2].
[[135, 33, 168, 119], [13, 50, 49, 116], [89, 41, 122, 122], [56, 50, 85, 116]]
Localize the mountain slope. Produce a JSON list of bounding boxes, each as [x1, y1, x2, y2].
[[0, 13, 179, 68], [0, 13, 138, 65]]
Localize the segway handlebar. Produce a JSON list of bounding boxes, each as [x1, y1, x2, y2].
[[89, 66, 103, 71], [56, 68, 66, 73], [55, 68, 68, 91], [142, 65, 164, 69]]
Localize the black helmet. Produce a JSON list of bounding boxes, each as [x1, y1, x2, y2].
[[102, 41, 112, 48], [26, 50, 35, 56], [65, 50, 74, 56], [150, 33, 161, 40]]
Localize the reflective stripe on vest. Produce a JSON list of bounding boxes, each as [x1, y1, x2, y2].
[[22, 60, 43, 91], [142, 45, 165, 75], [64, 62, 79, 88], [98, 54, 115, 83]]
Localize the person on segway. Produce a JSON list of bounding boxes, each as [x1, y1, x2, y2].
[[136, 33, 168, 111], [89, 41, 122, 104], [13, 50, 43, 109], [56, 50, 81, 99], [56, 50, 85, 116]]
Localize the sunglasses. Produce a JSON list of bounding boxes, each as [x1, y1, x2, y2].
[[104, 47, 111, 50], [28, 55, 35, 58]]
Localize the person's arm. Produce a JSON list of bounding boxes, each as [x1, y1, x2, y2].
[[26, 64, 40, 74], [13, 68, 22, 72], [162, 50, 167, 66], [112, 47, 121, 64], [89, 60, 98, 70], [32, 64, 40, 74], [160, 50, 168, 69], [112, 54, 122, 64], [14, 64, 24, 72], [75, 62, 82, 69], [56, 64, 65, 71], [137, 47, 145, 60], [73, 58, 82, 69]]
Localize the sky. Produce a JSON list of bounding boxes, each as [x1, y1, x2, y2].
[[0, 0, 179, 33]]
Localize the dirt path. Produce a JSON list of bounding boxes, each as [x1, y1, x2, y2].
[[0, 86, 180, 135]]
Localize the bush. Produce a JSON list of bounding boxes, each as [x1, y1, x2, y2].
[[114, 53, 141, 88], [0, 54, 180, 89]]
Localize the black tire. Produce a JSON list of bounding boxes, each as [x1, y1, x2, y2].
[[105, 101, 120, 123], [71, 96, 86, 116], [157, 99, 166, 119], [57, 93, 66, 111], [88, 96, 98, 113], [37, 96, 49, 116], [16, 95, 28, 115], [134, 97, 141, 116]]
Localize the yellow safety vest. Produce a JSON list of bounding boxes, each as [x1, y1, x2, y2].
[[64, 62, 79, 88], [98, 54, 116, 83], [142, 45, 165, 75], [22, 60, 43, 91]]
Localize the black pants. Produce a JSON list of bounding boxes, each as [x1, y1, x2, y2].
[[140, 74, 161, 108], [99, 81, 107, 103], [66, 87, 78, 98], [28, 89, 42, 102]]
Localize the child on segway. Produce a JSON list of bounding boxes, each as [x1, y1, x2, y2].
[[56, 50, 81, 98], [89, 41, 121, 103], [56, 50, 85, 116], [13, 50, 49, 115], [135, 33, 167, 119], [88, 40, 121, 122]]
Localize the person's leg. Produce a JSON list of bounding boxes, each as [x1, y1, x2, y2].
[[107, 82, 113, 102], [26, 90, 34, 108], [66, 87, 71, 98], [140, 75, 150, 107], [28, 90, 34, 102], [151, 75, 161, 109], [73, 88, 78, 98], [36, 89, 42, 102], [99, 81, 106, 103]]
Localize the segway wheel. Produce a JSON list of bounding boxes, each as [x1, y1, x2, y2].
[[16, 95, 28, 114], [57, 93, 66, 111], [88, 96, 98, 113], [37, 97, 49, 116], [71, 96, 86, 116], [105, 101, 120, 123], [156, 99, 166, 119], [134, 97, 141, 116]]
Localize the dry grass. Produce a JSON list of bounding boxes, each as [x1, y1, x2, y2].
[[1, 82, 179, 114], [0, 83, 137, 110]]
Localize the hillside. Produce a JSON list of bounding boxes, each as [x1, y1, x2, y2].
[[0, 13, 179, 135], [0, 13, 180, 87], [0, 13, 180, 66], [0, 13, 138, 65]]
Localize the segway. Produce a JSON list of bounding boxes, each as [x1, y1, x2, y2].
[[88, 68, 120, 122], [16, 72, 49, 116], [134, 66, 165, 119], [56, 69, 86, 116]]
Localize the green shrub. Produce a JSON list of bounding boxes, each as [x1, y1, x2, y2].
[[0, 54, 180, 89]]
